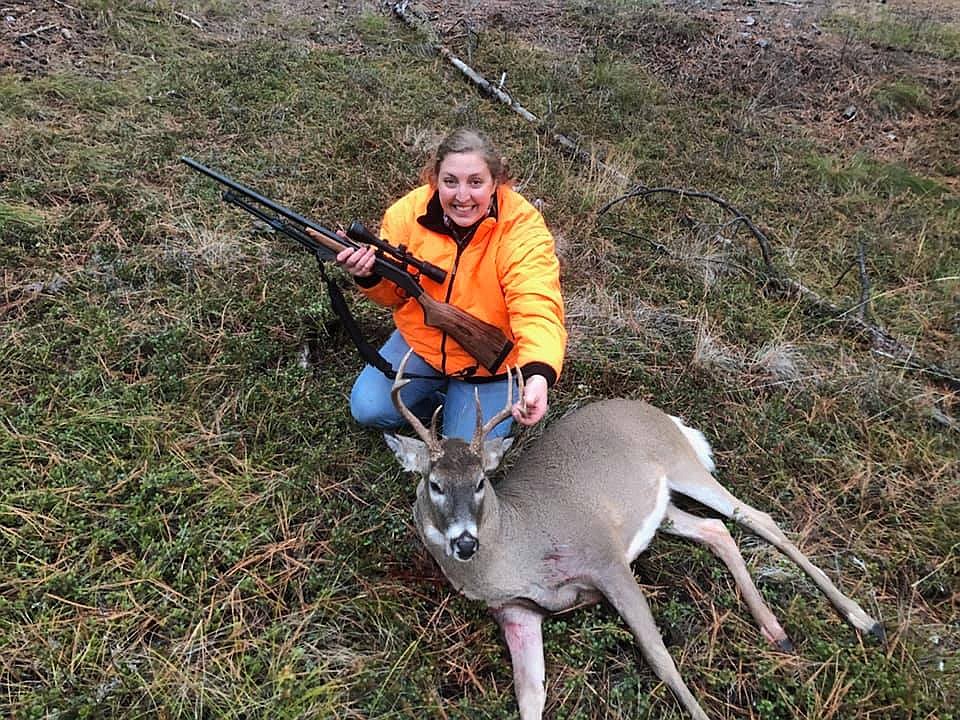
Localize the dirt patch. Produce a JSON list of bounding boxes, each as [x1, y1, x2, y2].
[[0, 0, 364, 77], [0, 0, 102, 74], [411, 0, 959, 179]]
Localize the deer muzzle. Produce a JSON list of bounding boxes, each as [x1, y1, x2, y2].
[[451, 531, 479, 561]]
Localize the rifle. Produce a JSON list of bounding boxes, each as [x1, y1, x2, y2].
[[180, 156, 514, 375]]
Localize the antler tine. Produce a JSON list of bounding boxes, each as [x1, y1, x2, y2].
[[472, 387, 484, 442], [391, 350, 441, 452], [472, 366, 522, 451]]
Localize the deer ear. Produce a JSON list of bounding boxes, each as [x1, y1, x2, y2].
[[481, 437, 513, 472], [384, 433, 432, 474]]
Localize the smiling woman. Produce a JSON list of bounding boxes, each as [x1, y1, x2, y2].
[[319, 128, 567, 442], [431, 133, 502, 227]]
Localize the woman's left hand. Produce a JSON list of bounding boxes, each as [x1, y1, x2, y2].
[[512, 374, 549, 426]]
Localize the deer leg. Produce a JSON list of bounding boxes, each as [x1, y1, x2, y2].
[[667, 463, 884, 641], [662, 504, 793, 651], [593, 562, 710, 720], [492, 604, 547, 720]]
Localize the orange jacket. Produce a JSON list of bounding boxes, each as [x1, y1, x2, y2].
[[359, 184, 566, 384]]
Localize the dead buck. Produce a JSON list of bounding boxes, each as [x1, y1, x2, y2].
[[385, 352, 883, 720]]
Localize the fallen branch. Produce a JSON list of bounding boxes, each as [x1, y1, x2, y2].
[[599, 224, 761, 280], [389, 1, 628, 182], [174, 10, 203, 30], [597, 185, 776, 269], [16, 24, 58, 41], [599, 185, 960, 392]]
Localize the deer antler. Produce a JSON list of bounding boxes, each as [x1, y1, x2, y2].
[[391, 350, 442, 456], [471, 367, 523, 452]]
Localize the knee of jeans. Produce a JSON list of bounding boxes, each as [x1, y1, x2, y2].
[[350, 389, 396, 429], [444, 407, 513, 442], [486, 416, 514, 440]]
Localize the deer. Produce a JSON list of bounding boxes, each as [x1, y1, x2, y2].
[[384, 352, 884, 720]]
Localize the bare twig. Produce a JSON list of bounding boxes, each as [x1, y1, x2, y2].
[[599, 225, 761, 280], [599, 225, 672, 256], [856, 238, 872, 323], [390, 1, 628, 182], [831, 258, 858, 289], [597, 185, 776, 269], [599, 186, 960, 392], [16, 24, 58, 40], [174, 11, 203, 30]]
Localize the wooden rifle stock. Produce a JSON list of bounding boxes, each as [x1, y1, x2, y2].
[[415, 294, 513, 375], [307, 229, 514, 374]]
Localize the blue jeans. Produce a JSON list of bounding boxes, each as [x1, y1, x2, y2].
[[350, 330, 516, 441]]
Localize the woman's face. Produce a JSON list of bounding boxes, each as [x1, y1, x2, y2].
[[436, 151, 496, 227]]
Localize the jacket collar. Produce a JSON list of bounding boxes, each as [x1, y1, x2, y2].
[[417, 187, 500, 239]]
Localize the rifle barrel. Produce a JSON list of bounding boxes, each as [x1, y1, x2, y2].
[[180, 156, 344, 247]]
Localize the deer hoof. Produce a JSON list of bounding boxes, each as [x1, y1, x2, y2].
[[775, 636, 795, 653]]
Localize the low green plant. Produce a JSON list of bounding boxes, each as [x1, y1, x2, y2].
[[809, 152, 947, 197]]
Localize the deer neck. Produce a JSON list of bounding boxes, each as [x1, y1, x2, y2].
[[477, 483, 504, 545]]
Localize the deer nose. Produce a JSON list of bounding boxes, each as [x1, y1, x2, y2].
[[452, 532, 478, 560]]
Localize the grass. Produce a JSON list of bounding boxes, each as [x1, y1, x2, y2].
[[826, 8, 960, 60], [1, 0, 958, 718], [872, 79, 932, 117]]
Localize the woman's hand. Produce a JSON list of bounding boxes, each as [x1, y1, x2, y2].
[[336, 244, 376, 277], [305, 228, 376, 277], [512, 374, 549, 426]]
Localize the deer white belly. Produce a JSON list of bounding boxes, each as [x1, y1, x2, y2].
[[626, 474, 670, 561]]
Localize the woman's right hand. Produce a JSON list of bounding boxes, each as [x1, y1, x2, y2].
[[304, 228, 376, 277], [335, 244, 376, 277]]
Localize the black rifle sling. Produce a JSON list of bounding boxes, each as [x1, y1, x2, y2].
[[316, 258, 438, 380]]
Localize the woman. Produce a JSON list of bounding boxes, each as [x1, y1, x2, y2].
[[325, 128, 566, 441]]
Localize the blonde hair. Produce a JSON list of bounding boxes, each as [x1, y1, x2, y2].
[[421, 128, 513, 187]]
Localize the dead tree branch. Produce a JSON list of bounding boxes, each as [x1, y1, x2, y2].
[[598, 185, 776, 269], [598, 225, 762, 281], [599, 185, 960, 392], [389, 1, 628, 182]]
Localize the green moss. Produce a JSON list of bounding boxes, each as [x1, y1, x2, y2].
[[0, 200, 45, 231]]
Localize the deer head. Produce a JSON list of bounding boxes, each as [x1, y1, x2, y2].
[[384, 350, 518, 561]]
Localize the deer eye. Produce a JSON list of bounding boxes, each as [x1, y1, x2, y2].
[[429, 481, 444, 495], [475, 477, 485, 493]]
